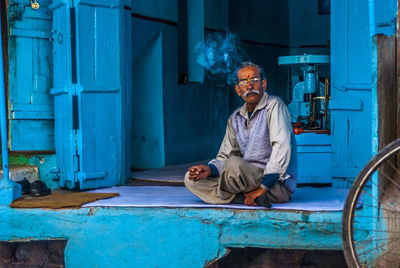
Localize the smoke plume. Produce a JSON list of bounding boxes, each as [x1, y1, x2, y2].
[[195, 31, 248, 84]]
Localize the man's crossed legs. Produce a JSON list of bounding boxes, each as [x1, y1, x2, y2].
[[184, 156, 291, 206]]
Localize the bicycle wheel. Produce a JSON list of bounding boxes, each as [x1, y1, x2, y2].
[[342, 138, 400, 268]]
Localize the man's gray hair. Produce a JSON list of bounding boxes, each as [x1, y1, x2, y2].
[[236, 62, 266, 82]]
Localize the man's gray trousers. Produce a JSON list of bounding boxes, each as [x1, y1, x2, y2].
[[184, 156, 291, 204]]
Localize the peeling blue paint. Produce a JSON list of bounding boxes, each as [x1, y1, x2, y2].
[[370, 37, 378, 156], [372, 0, 397, 36], [27, 154, 58, 189]]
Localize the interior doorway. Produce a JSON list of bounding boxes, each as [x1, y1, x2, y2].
[[132, 29, 165, 169]]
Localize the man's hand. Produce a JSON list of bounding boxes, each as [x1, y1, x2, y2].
[[244, 187, 267, 206], [188, 165, 211, 181]]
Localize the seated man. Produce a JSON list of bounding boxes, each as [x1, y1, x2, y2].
[[184, 61, 296, 207]]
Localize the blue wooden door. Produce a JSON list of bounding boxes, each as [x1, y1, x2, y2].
[[7, 0, 54, 151], [330, 0, 372, 185], [51, 0, 125, 189], [51, 1, 75, 188]]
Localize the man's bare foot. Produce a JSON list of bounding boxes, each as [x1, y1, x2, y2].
[[244, 187, 267, 206]]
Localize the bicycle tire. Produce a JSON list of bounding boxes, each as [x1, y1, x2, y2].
[[342, 138, 400, 268]]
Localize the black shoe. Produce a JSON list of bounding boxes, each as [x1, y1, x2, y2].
[[30, 181, 51, 197], [255, 193, 272, 208], [17, 178, 31, 195]]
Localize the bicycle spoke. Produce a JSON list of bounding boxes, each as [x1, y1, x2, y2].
[[380, 169, 400, 193], [371, 242, 400, 267], [359, 203, 400, 214], [361, 179, 400, 210], [354, 237, 400, 245], [360, 189, 400, 214], [387, 159, 400, 177], [353, 229, 400, 235], [363, 187, 400, 209], [381, 256, 397, 264], [357, 236, 400, 257], [353, 215, 400, 221]]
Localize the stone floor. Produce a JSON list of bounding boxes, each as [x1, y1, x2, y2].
[[131, 159, 209, 184]]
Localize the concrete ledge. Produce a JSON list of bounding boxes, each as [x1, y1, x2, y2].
[[0, 205, 342, 267]]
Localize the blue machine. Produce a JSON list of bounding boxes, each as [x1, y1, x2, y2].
[[279, 54, 330, 128], [279, 54, 332, 184]]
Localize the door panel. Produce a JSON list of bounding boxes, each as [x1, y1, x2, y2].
[[75, 1, 121, 188], [51, 0, 125, 189], [330, 0, 372, 181], [8, 0, 54, 151]]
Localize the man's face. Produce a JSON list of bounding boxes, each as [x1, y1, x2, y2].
[[235, 66, 267, 106]]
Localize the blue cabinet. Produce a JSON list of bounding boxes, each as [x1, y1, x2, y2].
[[295, 133, 332, 184]]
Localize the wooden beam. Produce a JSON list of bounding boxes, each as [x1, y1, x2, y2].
[[397, 0, 400, 139], [377, 35, 396, 150], [376, 35, 397, 196]]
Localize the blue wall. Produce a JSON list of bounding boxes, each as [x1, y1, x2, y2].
[[288, 0, 330, 79], [289, 0, 330, 55], [129, 16, 230, 166], [229, 0, 290, 105], [132, 0, 177, 22], [229, 0, 289, 45], [130, 6, 231, 166], [204, 0, 228, 30], [131, 19, 166, 169], [164, 80, 231, 164]]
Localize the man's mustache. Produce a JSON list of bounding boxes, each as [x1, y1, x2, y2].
[[243, 90, 261, 97]]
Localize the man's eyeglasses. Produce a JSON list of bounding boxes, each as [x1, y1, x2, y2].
[[238, 77, 261, 87]]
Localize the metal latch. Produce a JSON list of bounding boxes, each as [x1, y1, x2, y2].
[[31, 0, 39, 10]]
